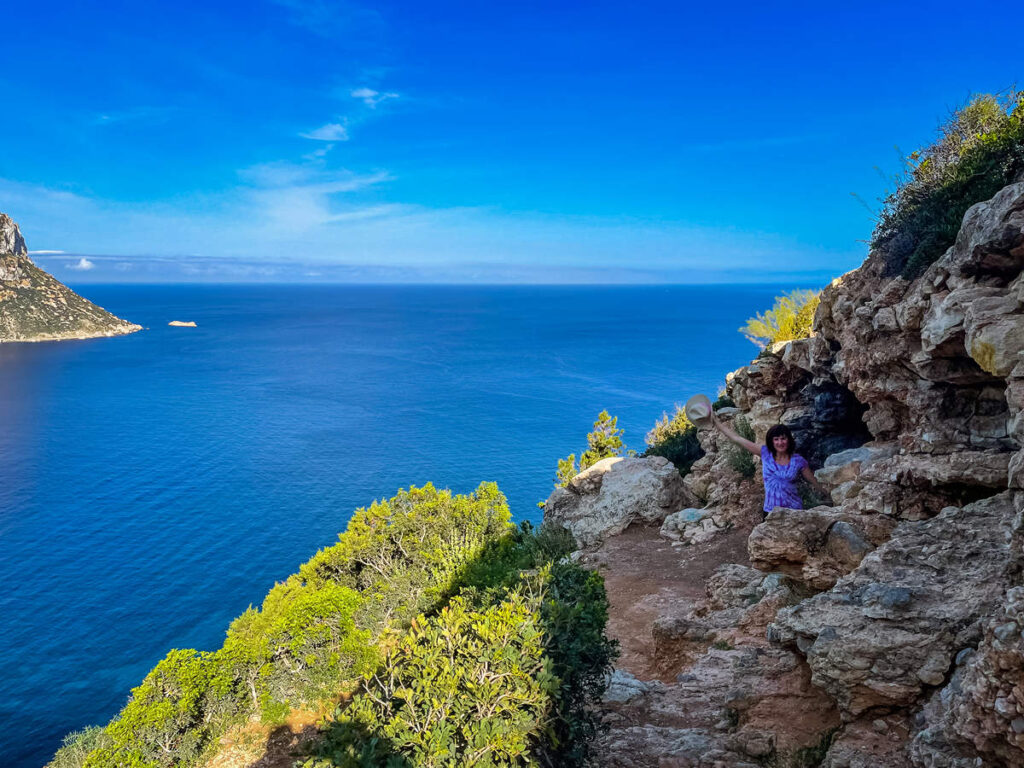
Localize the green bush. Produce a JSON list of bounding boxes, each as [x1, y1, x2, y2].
[[49, 728, 109, 768], [712, 393, 735, 410], [58, 487, 616, 768], [297, 482, 512, 627], [556, 410, 625, 486], [310, 591, 557, 768], [306, 556, 616, 768], [84, 649, 238, 768], [740, 290, 820, 350], [643, 405, 704, 476], [725, 416, 757, 479], [58, 483, 518, 768], [872, 91, 1024, 278]]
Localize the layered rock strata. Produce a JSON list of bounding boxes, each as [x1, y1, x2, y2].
[[0, 213, 140, 342]]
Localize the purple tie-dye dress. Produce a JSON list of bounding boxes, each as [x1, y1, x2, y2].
[[760, 446, 807, 513]]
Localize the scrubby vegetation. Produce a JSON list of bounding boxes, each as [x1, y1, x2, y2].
[[54, 485, 616, 768], [740, 289, 820, 349], [304, 545, 615, 768], [725, 416, 757, 478], [712, 392, 735, 410], [556, 410, 625, 486], [643, 405, 704, 476], [872, 90, 1024, 278]]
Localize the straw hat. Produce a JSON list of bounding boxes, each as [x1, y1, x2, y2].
[[684, 393, 714, 428]]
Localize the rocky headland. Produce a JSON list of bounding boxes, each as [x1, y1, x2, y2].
[[0, 213, 140, 342], [544, 180, 1024, 767]]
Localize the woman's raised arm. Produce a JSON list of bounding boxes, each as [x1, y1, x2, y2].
[[711, 413, 760, 456]]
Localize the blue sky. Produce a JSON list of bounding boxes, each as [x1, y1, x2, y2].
[[1, 0, 1021, 283]]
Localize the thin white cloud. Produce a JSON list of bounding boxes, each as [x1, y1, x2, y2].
[[92, 106, 175, 126], [351, 87, 398, 108], [303, 144, 334, 160], [68, 257, 95, 270], [29, 249, 65, 254], [300, 122, 349, 141], [0, 174, 864, 283]]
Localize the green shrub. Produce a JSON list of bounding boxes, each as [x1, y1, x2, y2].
[[556, 410, 625, 486], [49, 727, 109, 768], [84, 649, 238, 768], [221, 580, 375, 708], [725, 416, 757, 479], [297, 482, 513, 627], [536, 563, 617, 767], [740, 290, 820, 350], [306, 558, 616, 768], [643, 405, 704, 476], [310, 591, 557, 768], [712, 393, 735, 410], [872, 91, 1024, 278], [60, 483, 517, 768]]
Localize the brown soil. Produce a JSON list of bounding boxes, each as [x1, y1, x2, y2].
[[207, 704, 335, 768], [589, 523, 752, 681]]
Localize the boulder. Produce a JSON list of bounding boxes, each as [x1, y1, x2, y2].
[[660, 507, 727, 546], [770, 493, 1018, 719], [748, 507, 896, 590], [543, 456, 694, 547]]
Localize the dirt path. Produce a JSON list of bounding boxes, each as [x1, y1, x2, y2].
[[590, 523, 752, 681]]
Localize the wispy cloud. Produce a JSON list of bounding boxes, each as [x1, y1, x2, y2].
[[68, 257, 95, 270], [268, 0, 383, 39], [92, 106, 175, 126], [351, 87, 398, 108], [29, 249, 65, 254], [0, 172, 863, 283], [300, 121, 349, 141]]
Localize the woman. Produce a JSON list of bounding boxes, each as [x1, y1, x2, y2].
[[712, 415, 829, 515]]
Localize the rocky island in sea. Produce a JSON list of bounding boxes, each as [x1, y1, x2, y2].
[[0, 213, 140, 343]]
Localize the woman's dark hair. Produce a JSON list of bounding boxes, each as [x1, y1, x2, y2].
[[765, 424, 796, 458]]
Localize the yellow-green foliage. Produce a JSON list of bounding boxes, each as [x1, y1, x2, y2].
[[556, 410, 625, 486], [872, 91, 1024, 278], [305, 555, 617, 768], [739, 289, 820, 349], [84, 650, 237, 768], [644, 405, 704, 476], [297, 482, 512, 626], [61, 483, 517, 768], [320, 592, 556, 767]]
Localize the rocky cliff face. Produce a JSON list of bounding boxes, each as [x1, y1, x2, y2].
[[0, 213, 140, 342], [546, 181, 1024, 767]]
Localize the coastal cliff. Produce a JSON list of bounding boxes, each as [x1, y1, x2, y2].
[[548, 179, 1024, 767], [0, 214, 140, 342]]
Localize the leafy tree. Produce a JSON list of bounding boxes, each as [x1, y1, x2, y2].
[[644, 405, 704, 476], [740, 289, 820, 349], [581, 410, 624, 469], [556, 410, 625, 486]]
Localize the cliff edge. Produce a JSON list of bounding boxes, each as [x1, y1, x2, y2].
[[0, 214, 140, 342], [546, 180, 1024, 767]]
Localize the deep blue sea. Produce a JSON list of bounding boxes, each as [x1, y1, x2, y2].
[[0, 284, 784, 767]]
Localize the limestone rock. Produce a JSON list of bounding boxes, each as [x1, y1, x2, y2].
[[660, 508, 727, 546], [748, 507, 896, 590], [543, 456, 694, 547], [910, 587, 1024, 767], [770, 493, 1017, 719], [0, 213, 27, 256]]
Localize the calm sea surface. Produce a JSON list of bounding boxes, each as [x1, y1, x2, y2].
[[0, 284, 785, 766]]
